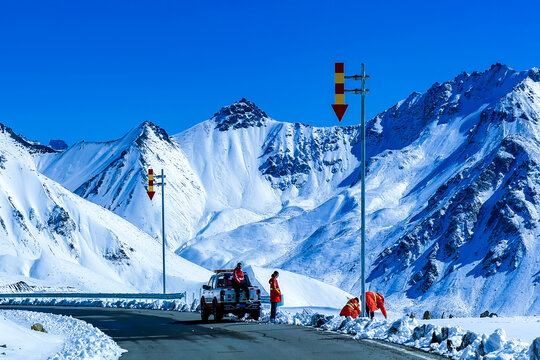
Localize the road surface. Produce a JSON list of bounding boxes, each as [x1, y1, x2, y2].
[[1, 306, 448, 360]]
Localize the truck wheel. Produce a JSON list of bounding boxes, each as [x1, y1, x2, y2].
[[213, 300, 223, 321], [250, 308, 261, 321], [200, 298, 209, 322]]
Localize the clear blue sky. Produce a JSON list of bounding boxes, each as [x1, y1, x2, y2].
[[1, 0, 538, 145]]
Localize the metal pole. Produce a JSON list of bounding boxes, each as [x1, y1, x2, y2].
[[360, 63, 366, 318], [161, 168, 166, 295]]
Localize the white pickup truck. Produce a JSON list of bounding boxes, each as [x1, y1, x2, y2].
[[201, 270, 261, 321]]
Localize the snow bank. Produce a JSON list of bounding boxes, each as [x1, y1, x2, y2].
[[416, 316, 540, 344], [0, 310, 124, 359], [256, 308, 537, 360], [0, 297, 190, 311], [0, 314, 62, 359]]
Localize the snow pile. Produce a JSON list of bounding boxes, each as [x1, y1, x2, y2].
[[258, 309, 537, 360], [0, 309, 125, 359], [416, 316, 540, 344], [0, 314, 62, 359], [0, 297, 190, 311]]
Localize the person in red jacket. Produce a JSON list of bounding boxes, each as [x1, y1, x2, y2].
[[232, 262, 250, 304], [340, 297, 361, 319], [365, 291, 387, 319], [269, 271, 281, 322]]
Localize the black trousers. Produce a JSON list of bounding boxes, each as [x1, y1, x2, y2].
[[366, 304, 375, 319], [270, 302, 277, 320], [233, 281, 250, 303]]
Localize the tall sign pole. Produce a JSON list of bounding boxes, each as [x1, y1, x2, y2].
[[359, 63, 368, 318], [147, 168, 167, 294], [331, 62, 370, 317]]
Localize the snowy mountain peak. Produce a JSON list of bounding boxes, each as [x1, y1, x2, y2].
[[488, 62, 511, 72], [0, 123, 55, 154], [213, 98, 269, 131], [527, 67, 540, 82], [126, 121, 172, 147]]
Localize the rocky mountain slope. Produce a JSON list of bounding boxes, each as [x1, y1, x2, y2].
[[281, 64, 540, 315]]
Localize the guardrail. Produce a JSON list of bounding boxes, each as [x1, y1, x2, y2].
[[260, 295, 284, 307], [0, 292, 186, 300]]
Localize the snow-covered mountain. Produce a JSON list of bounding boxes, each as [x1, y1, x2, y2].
[[37, 121, 206, 248], [38, 99, 362, 252], [279, 64, 540, 316], [0, 123, 212, 293], [34, 64, 540, 316]]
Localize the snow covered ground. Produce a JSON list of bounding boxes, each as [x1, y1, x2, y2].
[[415, 316, 540, 344], [0, 310, 124, 359], [268, 305, 540, 344], [1, 300, 537, 359], [255, 307, 539, 360], [0, 264, 353, 312], [246, 265, 352, 307]]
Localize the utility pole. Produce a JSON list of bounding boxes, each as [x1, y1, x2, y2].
[[147, 168, 167, 294], [332, 62, 370, 317]]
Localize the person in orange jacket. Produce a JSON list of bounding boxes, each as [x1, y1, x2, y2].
[[340, 297, 361, 319], [365, 291, 387, 319], [232, 262, 250, 304], [269, 271, 281, 322]]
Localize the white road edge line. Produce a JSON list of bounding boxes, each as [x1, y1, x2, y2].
[[362, 339, 439, 360]]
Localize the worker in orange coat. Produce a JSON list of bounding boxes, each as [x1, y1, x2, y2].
[[232, 262, 250, 304], [340, 297, 361, 319], [268, 271, 281, 322], [365, 291, 387, 319]]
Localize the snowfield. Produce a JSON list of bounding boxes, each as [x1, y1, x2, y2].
[[0, 310, 125, 359], [0, 265, 353, 311], [246, 265, 353, 307], [256, 308, 540, 360]]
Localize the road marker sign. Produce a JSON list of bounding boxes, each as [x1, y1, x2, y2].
[[147, 169, 155, 200], [332, 62, 348, 122]]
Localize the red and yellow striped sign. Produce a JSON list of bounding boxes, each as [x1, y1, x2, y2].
[[335, 62, 345, 105], [147, 169, 155, 200], [332, 62, 348, 122]]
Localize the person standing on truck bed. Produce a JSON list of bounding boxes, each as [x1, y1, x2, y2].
[[269, 271, 281, 323], [233, 262, 250, 304]]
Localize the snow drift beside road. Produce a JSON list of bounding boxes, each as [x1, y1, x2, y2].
[[259, 308, 539, 360], [0, 310, 124, 359]]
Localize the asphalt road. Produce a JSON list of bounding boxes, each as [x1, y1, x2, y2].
[[0, 306, 448, 360]]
